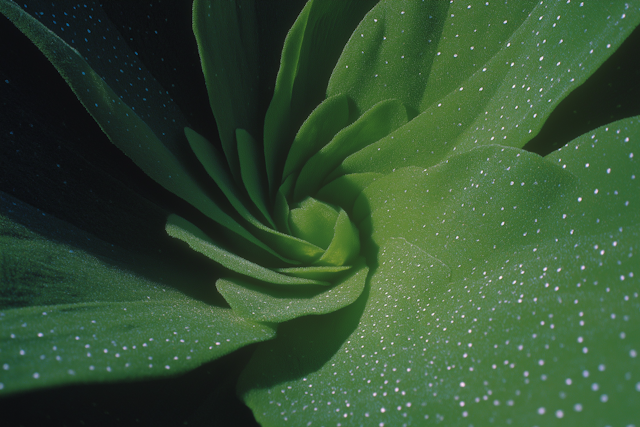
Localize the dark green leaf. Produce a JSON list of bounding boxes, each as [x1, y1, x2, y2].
[[0, 206, 275, 395]]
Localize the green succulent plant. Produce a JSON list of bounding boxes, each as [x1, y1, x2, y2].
[[1, 0, 640, 425]]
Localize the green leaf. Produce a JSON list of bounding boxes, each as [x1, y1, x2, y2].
[[544, 122, 639, 230], [294, 98, 408, 200], [216, 258, 368, 324], [288, 197, 339, 249], [313, 209, 360, 267], [273, 189, 293, 235], [357, 117, 640, 275], [281, 93, 352, 183], [238, 239, 451, 425], [327, 0, 452, 116], [273, 266, 352, 281], [327, 0, 640, 178], [237, 129, 276, 228], [3, 0, 640, 424], [238, 117, 640, 425], [183, 126, 329, 265], [0, 204, 275, 395], [355, 145, 575, 271], [263, 0, 378, 195], [165, 215, 327, 287], [185, 126, 259, 224], [315, 173, 383, 214], [192, 0, 260, 181], [283, 197, 362, 268], [0, 0, 286, 264]]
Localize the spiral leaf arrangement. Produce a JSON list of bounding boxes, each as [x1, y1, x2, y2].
[[162, 1, 390, 323], [2, 0, 640, 425]]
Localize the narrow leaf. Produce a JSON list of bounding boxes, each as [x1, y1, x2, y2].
[[165, 215, 328, 286], [263, 0, 378, 196], [192, 0, 260, 181], [237, 129, 275, 228], [217, 259, 368, 323], [294, 99, 408, 200]]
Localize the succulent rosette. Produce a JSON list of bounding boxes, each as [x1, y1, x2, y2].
[[1, 0, 640, 425]]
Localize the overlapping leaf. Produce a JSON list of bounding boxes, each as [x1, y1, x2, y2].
[[239, 116, 640, 426], [1, 0, 639, 425], [0, 196, 275, 395], [318, 0, 640, 184]]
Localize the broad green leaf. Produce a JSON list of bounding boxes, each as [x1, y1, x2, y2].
[[216, 259, 368, 323], [0, 204, 275, 395], [238, 118, 640, 425], [544, 122, 639, 230], [327, 0, 640, 178], [357, 117, 640, 276], [263, 0, 378, 195], [165, 215, 327, 287], [355, 146, 575, 273], [0, 302, 274, 396], [327, 0, 452, 116]]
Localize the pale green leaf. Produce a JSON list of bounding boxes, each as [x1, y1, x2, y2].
[[216, 259, 368, 323], [315, 173, 383, 214], [238, 117, 640, 425], [165, 215, 327, 287], [328, 0, 640, 178], [313, 209, 360, 267], [273, 266, 352, 281], [281, 93, 352, 183]]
